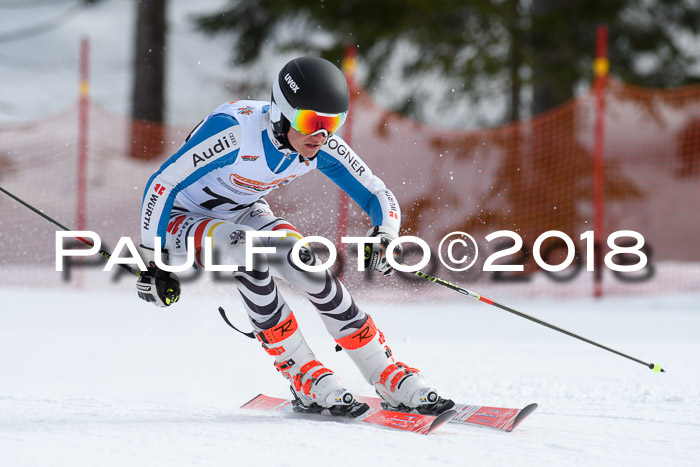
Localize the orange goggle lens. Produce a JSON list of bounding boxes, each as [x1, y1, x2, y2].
[[290, 109, 346, 136]]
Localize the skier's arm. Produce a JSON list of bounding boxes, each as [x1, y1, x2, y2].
[[316, 135, 403, 275], [316, 135, 401, 235], [137, 113, 241, 307], [140, 113, 242, 249]]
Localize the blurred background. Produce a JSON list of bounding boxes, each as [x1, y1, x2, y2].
[[1, 0, 699, 299]]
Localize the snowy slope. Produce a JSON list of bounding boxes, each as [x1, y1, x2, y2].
[[1, 283, 699, 467]]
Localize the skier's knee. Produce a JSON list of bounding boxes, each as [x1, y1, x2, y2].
[[208, 224, 265, 270]]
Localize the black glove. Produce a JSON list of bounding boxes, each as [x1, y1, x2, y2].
[[136, 245, 181, 307], [364, 226, 403, 276]]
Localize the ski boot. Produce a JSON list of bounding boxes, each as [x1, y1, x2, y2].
[[336, 316, 455, 416], [256, 312, 369, 418]]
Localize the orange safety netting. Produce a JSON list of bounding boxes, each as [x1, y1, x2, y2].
[[1, 78, 699, 297]]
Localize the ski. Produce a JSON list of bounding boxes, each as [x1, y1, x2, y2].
[[241, 394, 457, 435], [355, 396, 538, 432]]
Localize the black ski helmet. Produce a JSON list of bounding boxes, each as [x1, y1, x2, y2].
[[271, 57, 350, 150]]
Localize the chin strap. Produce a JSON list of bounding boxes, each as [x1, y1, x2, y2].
[[269, 97, 296, 152], [267, 119, 295, 153], [273, 130, 294, 152]]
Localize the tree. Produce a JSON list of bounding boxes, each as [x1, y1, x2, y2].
[[193, 0, 700, 124], [193, 0, 511, 124], [130, 0, 167, 160], [132, 0, 167, 122], [530, 0, 700, 116]]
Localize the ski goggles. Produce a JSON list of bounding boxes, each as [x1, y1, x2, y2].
[[289, 108, 347, 136]]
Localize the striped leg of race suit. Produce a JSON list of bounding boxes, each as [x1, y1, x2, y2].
[[239, 201, 369, 339], [164, 202, 367, 339], [164, 206, 290, 332]]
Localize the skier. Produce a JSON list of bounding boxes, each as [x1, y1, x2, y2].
[[135, 56, 454, 417]]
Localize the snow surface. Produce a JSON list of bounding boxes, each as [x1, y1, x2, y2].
[[1, 282, 699, 467]]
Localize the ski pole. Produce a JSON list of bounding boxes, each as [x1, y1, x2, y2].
[[407, 268, 665, 373], [0, 185, 142, 278]]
